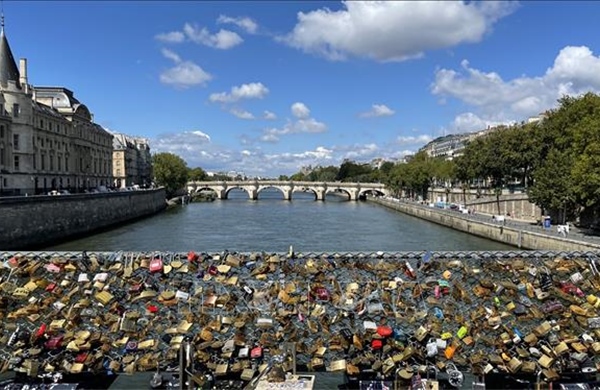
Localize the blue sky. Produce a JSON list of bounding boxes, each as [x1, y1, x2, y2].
[[5, 1, 600, 177]]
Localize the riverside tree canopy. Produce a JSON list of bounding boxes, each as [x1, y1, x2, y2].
[[152, 152, 189, 198]]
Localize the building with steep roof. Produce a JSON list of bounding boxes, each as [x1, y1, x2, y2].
[[111, 132, 152, 188], [0, 19, 113, 195]]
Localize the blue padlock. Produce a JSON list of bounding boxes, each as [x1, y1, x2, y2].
[[393, 327, 407, 342], [433, 307, 444, 319], [513, 327, 523, 339]]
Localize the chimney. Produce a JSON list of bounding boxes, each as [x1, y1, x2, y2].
[[19, 58, 28, 93]]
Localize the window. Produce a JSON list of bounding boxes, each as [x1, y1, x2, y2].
[[12, 103, 19, 118], [50, 156, 54, 171], [33, 154, 36, 170], [40, 120, 44, 129], [14, 155, 19, 171], [65, 157, 69, 172], [0, 148, 4, 165], [13, 134, 19, 150], [57, 156, 61, 171], [0, 125, 3, 138], [41, 154, 45, 170], [49, 122, 53, 131]]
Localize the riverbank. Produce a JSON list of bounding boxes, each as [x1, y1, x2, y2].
[[371, 196, 600, 251], [0, 188, 167, 250]]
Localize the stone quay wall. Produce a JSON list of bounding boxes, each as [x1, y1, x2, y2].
[[0, 189, 167, 250], [372, 197, 600, 252]]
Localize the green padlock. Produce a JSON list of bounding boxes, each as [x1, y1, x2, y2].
[[457, 325, 468, 339]]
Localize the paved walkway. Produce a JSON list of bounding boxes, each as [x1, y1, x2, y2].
[[384, 198, 600, 246]]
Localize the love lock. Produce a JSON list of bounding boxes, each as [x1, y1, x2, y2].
[[446, 363, 464, 388]]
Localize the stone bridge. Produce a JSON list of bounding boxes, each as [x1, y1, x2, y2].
[[187, 181, 389, 201]]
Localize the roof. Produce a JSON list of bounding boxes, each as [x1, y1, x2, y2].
[[0, 26, 20, 88]]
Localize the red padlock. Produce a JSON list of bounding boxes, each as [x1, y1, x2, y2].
[[45, 336, 63, 350], [45, 283, 56, 292], [376, 326, 393, 338], [187, 251, 198, 262], [314, 288, 330, 301], [208, 265, 218, 276], [149, 257, 163, 273], [371, 339, 383, 350], [434, 285, 441, 299], [251, 346, 263, 359], [147, 305, 158, 313], [75, 352, 89, 364], [35, 323, 47, 338]]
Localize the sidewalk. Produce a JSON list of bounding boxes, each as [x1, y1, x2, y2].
[[386, 197, 600, 246]]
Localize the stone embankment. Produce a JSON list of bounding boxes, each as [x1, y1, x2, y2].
[[0, 189, 167, 250], [371, 197, 600, 252]]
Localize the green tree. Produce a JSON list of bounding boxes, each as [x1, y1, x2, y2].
[[188, 167, 207, 181], [527, 93, 600, 220], [152, 152, 189, 198]]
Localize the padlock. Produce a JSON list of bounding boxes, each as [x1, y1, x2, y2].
[[376, 325, 392, 338], [251, 346, 262, 359], [426, 338, 438, 357], [456, 326, 468, 339], [149, 257, 163, 273], [444, 343, 457, 359], [371, 339, 383, 350]]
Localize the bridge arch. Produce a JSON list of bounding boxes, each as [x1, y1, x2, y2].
[[325, 188, 351, 201], [257, 185, 289, 200], [291, 187, 318, 201], [359, 189, 387, 198], [225, 186, 253, 200]]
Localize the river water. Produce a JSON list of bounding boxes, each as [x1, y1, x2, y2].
[[45, 189, 514, 252]]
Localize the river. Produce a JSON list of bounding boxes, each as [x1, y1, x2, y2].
[[44, 189, 515, 252]]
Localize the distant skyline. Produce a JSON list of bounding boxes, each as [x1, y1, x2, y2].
[[4, 1, 600, 176]]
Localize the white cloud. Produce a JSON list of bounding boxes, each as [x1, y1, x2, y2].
[[449, 112, 510, 133], [209, 82, 270, 103], [183, 23, 243, 49], [230, 108, 255, 120], [153, 130, 212, 155], [291, 102, 310, 119], [360, 104, 395, 118], [190, 130, 211, 142], [153, 128, 421, 177], [217, 15, 258, 34], [280, 1, 518, 62], [432, 45, 600, 127], [397, 135, 433, 146], [155, 31, 185, 43], [263, 110, 277, 120], [261, 117, 327, 143], [161, 48, 181, 63], [160, 61, 212, 89]]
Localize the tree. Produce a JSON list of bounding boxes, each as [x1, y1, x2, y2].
[[152, 152, 189, 198], [188, 167, 207, 181]]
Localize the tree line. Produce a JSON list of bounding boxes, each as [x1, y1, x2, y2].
[[151, 92, 600, 222], [287, 93, 600, 223]]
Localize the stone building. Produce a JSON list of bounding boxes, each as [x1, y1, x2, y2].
[[112, 133, 152, 188], [0, 21, 113, 195]]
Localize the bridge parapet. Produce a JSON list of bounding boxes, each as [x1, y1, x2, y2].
[[187, 181, 389, 201]]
